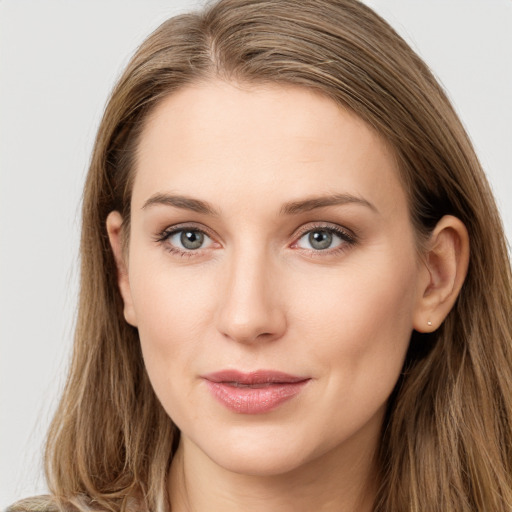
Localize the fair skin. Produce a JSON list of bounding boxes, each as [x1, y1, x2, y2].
[[107, 81, 469, 512]]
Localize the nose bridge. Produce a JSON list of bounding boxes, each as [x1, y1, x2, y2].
[[216, 241, 286, 344]]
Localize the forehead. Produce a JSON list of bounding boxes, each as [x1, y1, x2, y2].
[[132, 80, 406, 218]]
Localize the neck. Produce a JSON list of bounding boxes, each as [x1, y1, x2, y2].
[[168, 433, 379, 512]]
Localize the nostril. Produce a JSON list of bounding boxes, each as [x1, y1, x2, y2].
[[218, 317, 287, 345]]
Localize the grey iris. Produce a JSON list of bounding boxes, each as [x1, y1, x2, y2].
[[181, 230, 204, 250], [309, 230, 332, 250]]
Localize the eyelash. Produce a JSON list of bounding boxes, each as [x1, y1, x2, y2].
[[154, 222, 357, 258], [154, 224, 215, 258], [292, 223, 357, 256]]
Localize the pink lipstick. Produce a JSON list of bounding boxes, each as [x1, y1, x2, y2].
[[203, 370, 310, 414]]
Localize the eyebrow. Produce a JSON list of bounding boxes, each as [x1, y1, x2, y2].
[[280, 193, 378, 215], [141, 192, 377, 216], [142, 193, 220, 216]]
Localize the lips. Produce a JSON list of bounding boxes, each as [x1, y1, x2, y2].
[[203, 370, 310, 414]]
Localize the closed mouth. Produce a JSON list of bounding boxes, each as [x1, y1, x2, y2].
[[203, 369, 309, 385], [202, 369, 311, 414]]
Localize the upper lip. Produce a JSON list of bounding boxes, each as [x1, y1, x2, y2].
[[203, 369, 309, 385]]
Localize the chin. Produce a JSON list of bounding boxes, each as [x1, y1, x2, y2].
[[192, 424, 320, 477], [215, 447, 310, 478]]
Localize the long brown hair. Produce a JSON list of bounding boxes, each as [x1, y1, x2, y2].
[[14, 0, 512, 510]]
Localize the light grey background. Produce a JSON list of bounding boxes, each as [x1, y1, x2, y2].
[[1, 0, 511, 508]]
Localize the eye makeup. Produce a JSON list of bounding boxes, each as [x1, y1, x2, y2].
[[153, 222, 218, 258], [153, 219, 358, 260]]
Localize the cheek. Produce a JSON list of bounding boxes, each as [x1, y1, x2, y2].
[[132, 279, 212, 427], [127, 257, 218, 397], [307, 259, 416, 358], [291, 250, 418, 411]]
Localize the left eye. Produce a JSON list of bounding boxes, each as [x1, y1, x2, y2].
[[168, 229, 213, 250], [295, 228, 347, 251]]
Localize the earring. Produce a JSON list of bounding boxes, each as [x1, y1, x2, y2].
[[427, 320, 433, 326]]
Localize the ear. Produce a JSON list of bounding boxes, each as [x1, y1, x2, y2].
[[413, 215, 469, 333], [106, 211, 138, 327]]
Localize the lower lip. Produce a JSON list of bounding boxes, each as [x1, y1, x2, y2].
[[205, 380, 309, 414]]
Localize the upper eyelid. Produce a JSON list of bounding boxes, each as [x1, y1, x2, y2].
[[292, 222, 355, 239], [158, 222, 216, 240]]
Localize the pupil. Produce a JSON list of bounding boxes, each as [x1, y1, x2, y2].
[[181, 230, 204, 250], [309, 230, 332, 250]]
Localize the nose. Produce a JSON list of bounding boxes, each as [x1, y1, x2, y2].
[[215, 248, 287, 344]]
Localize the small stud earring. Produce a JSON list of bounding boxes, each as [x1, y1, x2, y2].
[[427, 320, 433, 326]]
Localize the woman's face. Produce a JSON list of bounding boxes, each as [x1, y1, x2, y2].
[[113, 81, 429, 476]]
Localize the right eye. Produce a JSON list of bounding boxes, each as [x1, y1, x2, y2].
[[157, 227, 215, 254]]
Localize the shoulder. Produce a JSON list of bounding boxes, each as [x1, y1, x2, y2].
[[6, 494, 144, 512], [4, 496, 61, 512]]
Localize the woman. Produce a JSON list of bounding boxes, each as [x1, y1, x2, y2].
[[8, 0, 512, 510]]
